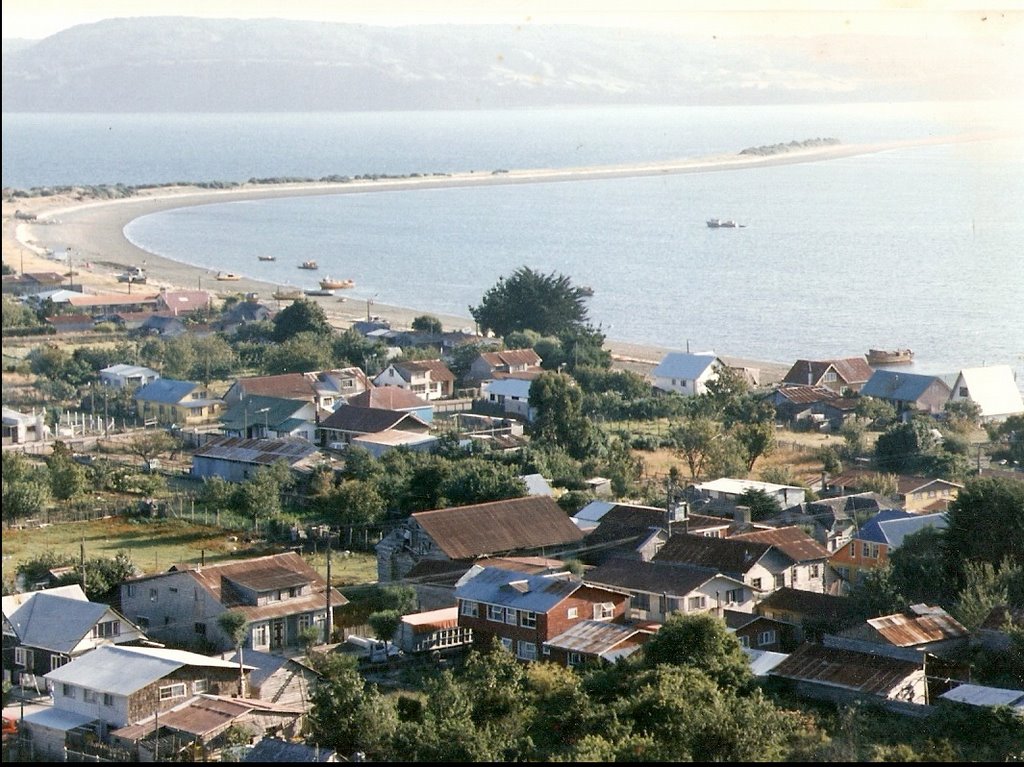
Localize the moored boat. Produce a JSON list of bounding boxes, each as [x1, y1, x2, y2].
[[304, 288, 335, 297], [867, 348, 914, 365], [257, 255, 276, 261], [707, 218, 742, 228], [319, 277, 356, 290], [298, 260, 319, 270], [272, 289, 303, 300]]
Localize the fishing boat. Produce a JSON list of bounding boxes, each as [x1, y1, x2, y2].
[[867, 348, 915, 365], [216, 272, 241, 281], [319, 277, 356, 290], [257, 255, 276, 262], [304, 288, 335, 297], [706, 218, 742, 228], [298, 260, 319, 270], [272, 289, 303, 300]]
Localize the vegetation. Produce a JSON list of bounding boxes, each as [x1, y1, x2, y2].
[[470, 266, 593, 338]]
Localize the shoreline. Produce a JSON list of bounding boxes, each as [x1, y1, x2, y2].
[[2, 131, 1001, 374]]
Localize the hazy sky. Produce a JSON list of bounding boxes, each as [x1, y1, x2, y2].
[[3, 0, 1022, 40]]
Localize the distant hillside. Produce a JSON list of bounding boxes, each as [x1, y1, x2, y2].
[[1, 17, 1011, 112]]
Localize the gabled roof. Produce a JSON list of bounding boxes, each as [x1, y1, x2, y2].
[[756, 587, 861, 626], [100, 363, 159, 379], [544, 619, 653, 662], [456, 566, 584, 613], [769, 642, 921, 695], [224, 648, 318, 690], [586, 557, 741, 596], [782, 358, 873, 387], [113, 694, 302, 741], [479, 348, 542, 369], [346, 386, 427, 410], [220, 395, 311, 432], [582, 504, 669, 549], [854, 510, 948, 548], [135, 378, 201, 404], [319, 404, 429, 433], [390, 359, 455, 382], [192, 435, 319, 468], [45, 645, 247, 696], [412, 496, 584, 560], [861, 370, 951, 402], [731, 526, 831, 563], [863, 604, 968, 646], [483, 378, 534, 398], [2, 584, 87, 619], [652, 353, 720, 380], [232, 373, 316, 401], [6, 593, 114, 654], [696, 477, 806, 497], [773, 385, 839, 404], [158, 289, 213, 314], [652, 534, 773, 577], [951, 365, 1024, 418]]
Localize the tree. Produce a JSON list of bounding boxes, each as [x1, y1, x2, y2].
[[411, 314, 443, 333], [529, 371, 603, 460], [840, 418, 866, 458], [887, 527, 953, 605], [944, 398, 982, 432], [855, 397, 898, 430], [46, 441, 89, 500], [217, 610, 249, 696], [470, 266, 591, 337], [670, 416, 721, 480], [641, 612, 753, 691], [124, 430, 176, 465], [263, 331, 335, 374], [732, 420, 776, 471], [2, 472, 51, 527], [942, 476, 1024, 582], [734, 488, 782, 521], [237, 461, 294, 532], [367, 609, 402, 657], [272, 298, 331, 342], [952, 559, 1019, 631]]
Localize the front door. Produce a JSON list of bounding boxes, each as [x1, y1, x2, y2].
[[271, 619, 285, 650]]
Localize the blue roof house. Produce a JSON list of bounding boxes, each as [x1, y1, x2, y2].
[[134, 378, 223, 427], [651, 353, 723, 396], [860, 370, 953, 416]]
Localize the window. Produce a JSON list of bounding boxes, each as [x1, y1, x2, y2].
[[792, 568, 799, 584], [62, 683, 76, 699], [136, 616, 150, 629], [959, 386, 968, 397], [126, 584, 137, 597], [93, 620, 121, 639], [103, 693, 114, 707], [460, 600, 478, 618], [168, 587, 178, 594], [862, 541, 870, 558], [487, 604, 505, 622], [567, 607, 578, 620], [542, 645, 551, 655], [84, 689, 98, 703], [519, 611, 537, 629], [252, 624, 268, 648], [505, 608, 517, 625], [688, 595, 707, 611], [593, 602, 615, 621], [14, 647, 31, 667], [149, 588, 158, 602], [500, 638, 513, 651], [738, 635, 750, 648], [824, 371, 837, 383], [50, 655, 68, 671], [774, 573, 785, 589], [193, 679, 209, 694], [758, 631, 777, 647], [810, 564, 820, 578], [568, 652, 583, 667], [195, 622, 206, 635], [751, 578, 762, 591], [516, 640, 537, 661], [159, 683, 187, 700], [298, 614, 312, 632], [632, 593, 651, 611], [725, 588, 743, 604]]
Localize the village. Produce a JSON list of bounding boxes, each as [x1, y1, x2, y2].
[[2, 254, 1023, 762]]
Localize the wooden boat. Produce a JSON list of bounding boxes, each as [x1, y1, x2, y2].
[[867, 348, 914, 365], [272, 289, 303, 300], [216, 272, 242, 281], [298, 260, 319, 270], [257, 255, 276, 261], [304, 288, 335, 297], [319, 277, 356, 290]]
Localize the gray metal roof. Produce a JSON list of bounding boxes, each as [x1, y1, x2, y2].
[[135, 378, 200, 404], [45, 645, 246, 696], [544, 619, 651, 661], [192, 435, 319, 467], [456, 566, 582, 613], [938, 683, 1024, 711], [8, 593, 111, 654], [861, 370, 949, 402], [651, 353, 720, 380]]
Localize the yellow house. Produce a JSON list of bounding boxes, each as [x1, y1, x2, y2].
[[134, 378, 223, 427]]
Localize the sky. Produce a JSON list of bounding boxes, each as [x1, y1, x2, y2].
[[3, 0, 1022, 40]]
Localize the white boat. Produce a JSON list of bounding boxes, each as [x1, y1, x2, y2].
[[707, 218, 742, 228]]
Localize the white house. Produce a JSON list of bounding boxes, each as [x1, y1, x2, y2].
[[947, 365, 1024, 422], [99, 364, 161, 389], [481, 377, 536, 421], [651, 353, 723, 396], [694, 477, 806, 509]]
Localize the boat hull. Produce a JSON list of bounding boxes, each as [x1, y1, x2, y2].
[[867, 349, 914, 365]]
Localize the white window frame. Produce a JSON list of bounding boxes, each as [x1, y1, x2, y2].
[[568, 652, 583, 667], [93, 620, 121, 639], [460, 600, 478, 618], [516, 640, 537, 661], [14, 647, 30, 667], [103, 693, 115, 707], [50, 654, 68, 671], [688, 595, 706, 611], [83, 689, 98, 703], [567, 607, 578, 619], [519, 611, 537, 629], [193, 679, 209, 694], [504, 608, 517, 626], [758, 630, 777, 647], [738, 635, 750, 648], [159, 683, 187, 701], [62, 683, 76, 699], [593, 602, 615, 621], [252, 624, 269, 648], [487, 604, 505, 622], [500, 637, 513, 651]]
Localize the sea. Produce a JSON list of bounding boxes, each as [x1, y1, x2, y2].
[[3, 102, 1023, 382]]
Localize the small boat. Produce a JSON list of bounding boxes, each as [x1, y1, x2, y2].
[[257, 255, 277, 262], [867, 348, 914, 365], [298, 260, 319, 270], [319, 277, 356, 290], [707, 218, 743, 228], [304, 288, 335, 297], [272, 289, 303, 300], [216, 272, 242, 281]]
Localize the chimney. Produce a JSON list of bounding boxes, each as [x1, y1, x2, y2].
[[806, 363, 813, 386], [734, 505, 751, 526]]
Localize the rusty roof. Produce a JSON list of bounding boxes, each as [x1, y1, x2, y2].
[[586, 558, 737, 596], [235, 373, 316, 401], [346, 386, 428, 410], [770, 643, 922, 695], [413, 496, 584, 560], [402, 606, 460, 634], [394, 359, 455, 381], [652, 534, 772, 576], [479, 348, 542, 369], [782, 358, 873, 387], [224, 562, 311, 591], [731, 526, 831, 563], [319, 404, 428, 434], [112, 694, 302, 741], [866, 604, 968, 646], [192, 435, 318, 466], [774, 385, 840, 404], [584, 505, 668, 549], [544, 619, 653, 660], [756, 587, 861, 625]]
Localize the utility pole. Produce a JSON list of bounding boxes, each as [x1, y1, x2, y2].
[[80, 539, 86, 591], [325, 540, 333, 645]]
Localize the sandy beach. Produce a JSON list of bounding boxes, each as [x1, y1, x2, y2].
[[2, 132, 998, 375]]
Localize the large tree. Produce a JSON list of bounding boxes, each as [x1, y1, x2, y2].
[[640, 612, 753, 691], [942, 476, 1024, 584], [272, 297, 332, 342], [529, 371, 604, 460], [470, 266, 591, 337]]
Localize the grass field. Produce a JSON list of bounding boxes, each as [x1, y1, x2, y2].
[[1, 517, 379, 587]]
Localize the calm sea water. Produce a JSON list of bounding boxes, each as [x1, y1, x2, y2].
[[3, 103, 1023, 380]]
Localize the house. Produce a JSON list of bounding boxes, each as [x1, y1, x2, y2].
[[65, 291, 161, 316], [860, 370, 953, 416], [585, 557, 753, 621], [216, 293, 273, 334], [692, 477, 806, 509], [394, 607, 474, 655], [156, 288, 214, 316], [763, 494, 889, 554], [651, 353, 723, 396], [972, 605, 1024, 653], [350, 428, 439, 458], [220, 395, 321, 442], [455, 566, 631, 663], [224, 373, 318, 408], [480, 377, 536, 421], [190, 436, 324, 483], [134, 378, 223, 427], [947, 365, 1024, 422], [754, 587, 863, 642], [781, 357, 874, 394], [521, 473, 555, 497], [345, 386, 432, 422], [2, 586, 147, 689], [769, 642, 927, 706], [42, 644, 250, 728], [829, 510, 948, 586], [306, 367, 375, 410], [770, 385, 839, 425], [573, 502, 673, 563], [826, 470, 962, 511], [729, 526, 833, 594], [467, 348, 544, 383], [651, 533, 798, 598], [45, 313, 95, 333], [222, 649, 321, 708], [98, 363, 160, 389], [938, 684, 1024, 714], [373, 359, 456, 401], [543, 620, 655, 668], [316, 404, 431, 452], [723, 610, 794, 652], [136, 313, 188, 338], [826, 604, 970, 662], [2, 270, 66, 296], [119, 552, 347, 653], [243, 738, 339, 763], [399, 556, 570, 612], [1, 406, 48, 444], [376, 496, 585, 583]]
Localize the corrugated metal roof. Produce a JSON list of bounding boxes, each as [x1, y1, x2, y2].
[[135, 378, 201, 404], [731, 526, 830, 563], [8, 593, 111, 654], [346, 386, 428, 410], [456, 566, 582, 613], [782, 358, 873, 387], [480, 349, 542, 369], [226, 563, 310, 592], [651, 353, 720, 380], [413, 496, 584, 560], [192, 435, 318, 466], [320, 404, 428, 434], [233, 373, 316, 401], [939, 684, 1024, 711], [402, 607, 460, 634], [544, 619, 652, 659], [769, 643, 922, 695], [867, 604, 967, 646], [861, 370, 949, 402], [586, 557, 733, 596], [653, 534, 771, 576], [774, 385, 839, 404]]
